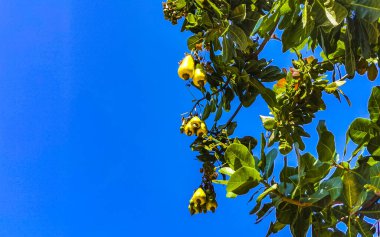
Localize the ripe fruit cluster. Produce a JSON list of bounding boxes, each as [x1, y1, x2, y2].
[[188, 187, 218, 215], [178, 54, 207, 88], [180, 116, 207, 137]]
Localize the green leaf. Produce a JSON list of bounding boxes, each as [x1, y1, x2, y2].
[[306, 177, 343, 203], [230, 4, 246, 22], [186, 13, 197, 25], [226, 166, 261, 195], [317, 121, 336, 163], [214, 103, 223, 121], [351, 0, 380, 22], [264, 149, 278, 179], [352, 191, 368, 213], [324, 177, 343, 200], [173, 0, 186, 9], [344, 24, 356, 77], [369, 163, 380, 189], [290, 208, 311, 237], [227, 121, 238, 136], [343, 172, 361, 210], [202, 102, 212, 120], [255, 12, 280, 37], [353, 217, 375, 237], [360, 203, 380, 219], [260, 115, 276, 130], [368, 86, 380, 123], [279, 138, 292, 155], [256, 184, 278, 204], [258, 133, 266, 172], [222, 35, 234, 63], [187, 34, 202, 51], [226, 191, 238, 198], [255, 203, 273, 222], [238, 136, 258, 151], [259, 66, 285, 82], [301, 153, 331, 183], [228, 24, 249, 51], [219, 167, 235, 176], [367, 63, 378, 81], [206, 0, 223, 18], [248, 78, 278, 109], [224, 143, 255, 170], [347, 118, 372, 144], [324, 80, 346, 94], [213, 179, 228, 185], [368, 136, 380, 156], [277, 203, 297, 224], [321, 1, 348, 26], [266, 221, 286, 237], [282, 15, 314, 52]]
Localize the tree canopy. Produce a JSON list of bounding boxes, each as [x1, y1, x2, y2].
[[163, 0, 380, 236]]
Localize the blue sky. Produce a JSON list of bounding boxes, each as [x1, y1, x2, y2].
[[0, 1, 377, 236]]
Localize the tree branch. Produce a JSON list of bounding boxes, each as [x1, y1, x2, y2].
[[256, 20, 279, 56], [261, 180, 314, 208], [190, 77, 232, 114], [222, 102, 243, 129]]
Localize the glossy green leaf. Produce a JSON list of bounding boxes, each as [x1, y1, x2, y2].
[[264, 149, 278, 179], [206, 0, 223, 18], [370, 163, 380, 189], [352, 0, 380, 22], [368, 86, 380, 123], [230, 4, 246, 22], [249, 78, 278, 109], [187, 34, 202, 51], [225, 143, 255, 170], [317, 121, 336, 163], [347, 118, 372, 144], [219, 167, 235, 176], [260, 115, 276, 130], [319, 0, 348, 26], [290, 208, 311, 237], [265, 221, 286, 237], [344, 25, 356, 77], [360, 203, 380, 219], [343, 172, 361, 210], [368, 136, 380, 155], [227, 166, 261, 195], [222, 35, 234, 63], [228, 24, 248, 51], [353, 217, 375, 237], [277, 203, 297, 224]]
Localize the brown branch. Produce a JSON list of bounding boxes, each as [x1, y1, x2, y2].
[[256, 20, 279, 56], [260, 180, 314, 208], [222, 102, 243, 129], [190, 77, 232, 113]]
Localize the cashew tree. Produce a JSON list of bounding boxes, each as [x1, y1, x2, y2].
[[163, 0, 380, 236]]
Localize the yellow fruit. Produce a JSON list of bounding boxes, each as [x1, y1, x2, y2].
[[206, 200, 218, 213], [178, 55, 195, 80], [190, 188, 207, 205], [189, 116, 202, 129], [188, 204, 198, 215], [193, 64, 207, 87], [196, 122, 207, 137], [184, 122, 194, 136]]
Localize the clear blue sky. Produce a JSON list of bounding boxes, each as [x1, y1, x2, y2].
[[0, 1, 377, 236]]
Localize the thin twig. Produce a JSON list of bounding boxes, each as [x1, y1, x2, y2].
[[189, 77, 232, 113], [222, 102, 243, 129], [256, 21, 278, 56], [260, 180, 314, 208]]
